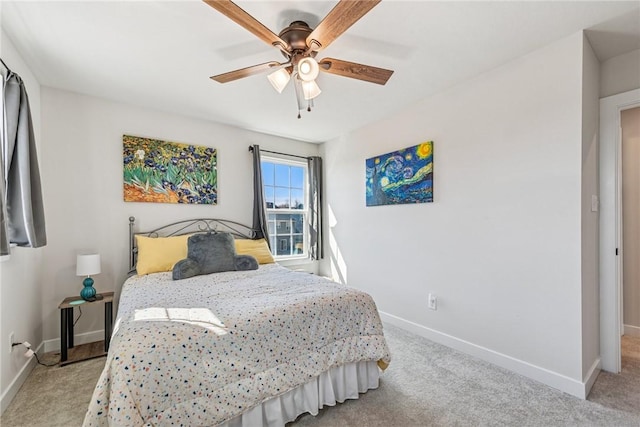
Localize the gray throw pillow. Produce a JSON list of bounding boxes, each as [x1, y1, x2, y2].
[[172, 232, 246, 280], [235, 254, 259, 271], [172, 258, 200, 280], [190, 233, 237, 273]]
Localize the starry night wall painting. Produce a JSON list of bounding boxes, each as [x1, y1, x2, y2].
[[366, 141, 433, 206], [123, 135, 217, 204]]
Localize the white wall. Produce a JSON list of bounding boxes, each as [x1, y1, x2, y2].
[[320, 32, 592, 397], [0, 31, 45, 413], [600, 49, 640, 98], [622, 107, 640, 335], [580, 34, 600, 385], [38, 88, 319, 348]]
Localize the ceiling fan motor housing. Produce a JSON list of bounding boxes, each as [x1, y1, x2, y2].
[[278, 21, 317, 59]]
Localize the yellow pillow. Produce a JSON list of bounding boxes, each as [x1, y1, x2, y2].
[[235, 238, 275, 264], [135, 234, 190, 275]]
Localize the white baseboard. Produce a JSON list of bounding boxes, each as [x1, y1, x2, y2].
[[583, 357, 601, 398], [0, 342, 44, 415], [379, 311, 590, 399], [1, 330, 106, 414], [43, 329, 105, 353], [623, 324, 640, 337]]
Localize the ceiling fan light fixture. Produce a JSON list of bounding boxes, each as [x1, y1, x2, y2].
[[297, 57, 319, 82], [301, 80, 322, 100], [267, 68, 291, 93]]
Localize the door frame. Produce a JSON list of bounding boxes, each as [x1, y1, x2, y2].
[[599, 88, 640, 373]]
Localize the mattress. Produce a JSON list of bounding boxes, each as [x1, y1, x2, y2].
[[84, 264, 390, 426]]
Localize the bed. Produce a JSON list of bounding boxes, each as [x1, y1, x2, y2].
[[83, 218, 390, 426]]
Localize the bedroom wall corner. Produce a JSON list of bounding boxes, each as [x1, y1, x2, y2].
[[599, 49, 640, 98], [38, 89, 320, 347], [580, 32, 601, 392], [318, 137, 348, 285], [0, 30, 45, 414], [320, 31, 588, 396]]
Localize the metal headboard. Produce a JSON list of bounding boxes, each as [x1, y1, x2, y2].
[[129, 216, 257, 272]]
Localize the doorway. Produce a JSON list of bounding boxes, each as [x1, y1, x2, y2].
[[600, 88, 640, 373], [621, 107, 640, 341]]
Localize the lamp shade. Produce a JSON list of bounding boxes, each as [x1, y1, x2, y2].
[[297, 57, 319, 82], [76, 254, 101, 276], [302, 80, 322, 100], [267, 68, 291, 93]]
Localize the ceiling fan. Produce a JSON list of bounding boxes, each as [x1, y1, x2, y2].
[[203, 0, 394, 118]]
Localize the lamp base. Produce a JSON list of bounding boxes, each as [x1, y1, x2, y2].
[[80, 277, 97, 301]]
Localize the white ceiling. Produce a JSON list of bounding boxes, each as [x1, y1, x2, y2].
[[2, 1, 639, 143]]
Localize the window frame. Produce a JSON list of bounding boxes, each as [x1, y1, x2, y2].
[[261, 155, 309, 261]]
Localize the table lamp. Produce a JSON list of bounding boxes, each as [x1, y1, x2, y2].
[[76, 254, 101, 300]]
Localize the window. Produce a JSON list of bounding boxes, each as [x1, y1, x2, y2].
[[261, 158, 308, 259]]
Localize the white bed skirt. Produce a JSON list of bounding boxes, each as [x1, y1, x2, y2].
[[222, 360, 381, 427]]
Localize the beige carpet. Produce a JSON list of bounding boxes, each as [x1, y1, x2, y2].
[[1, 325, 639, 427], [588, 335, 640, 414], [0, 352, 105, 427]]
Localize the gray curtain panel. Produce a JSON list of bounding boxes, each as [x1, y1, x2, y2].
[[308, 156, 323, 260], [0, 172, 7, 255], [251, 144, 270, 248], [1, 70, 47, 255], [0, 90, 7, 256]]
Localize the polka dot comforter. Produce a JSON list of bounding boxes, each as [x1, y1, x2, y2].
[[84, 264, 390, 426]]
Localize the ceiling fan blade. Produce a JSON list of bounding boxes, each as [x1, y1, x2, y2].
[[306, 0, 381, 51], [210, 61, 284, 83], [203, 0, 290, 52], [319, 58, 393, 85]]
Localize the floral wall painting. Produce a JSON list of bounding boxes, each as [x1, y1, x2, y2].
[[366, 141, 433, 206], [123, 135, 217, 204]]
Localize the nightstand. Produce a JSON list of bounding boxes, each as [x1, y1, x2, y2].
[[58, 292, 113, 366]]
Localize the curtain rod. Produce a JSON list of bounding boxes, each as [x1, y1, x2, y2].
[[248, 145, 310, 160]]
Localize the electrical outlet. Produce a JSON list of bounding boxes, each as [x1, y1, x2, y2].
[[9, 332, 14, 353], [428, 293, 437, 311]]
